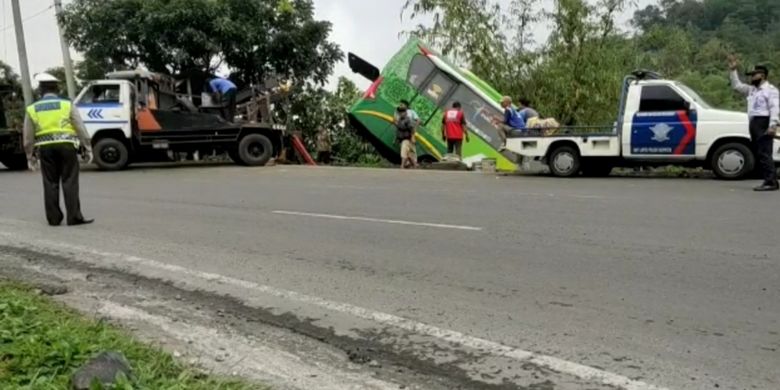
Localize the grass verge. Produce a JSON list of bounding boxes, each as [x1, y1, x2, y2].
[[0, 283, 263, 389]]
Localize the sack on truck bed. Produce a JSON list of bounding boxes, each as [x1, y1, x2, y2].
[[527, 117, 561, 135]]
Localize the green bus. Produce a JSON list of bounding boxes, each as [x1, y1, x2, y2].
[[347, 37, 517, 171]]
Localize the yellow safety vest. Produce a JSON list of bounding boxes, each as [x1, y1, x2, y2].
[[26, 97, 79, 147]]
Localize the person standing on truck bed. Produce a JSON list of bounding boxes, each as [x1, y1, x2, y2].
[[493, 96, 526, 151], [208, 76, 238, 122], [729, 55, 780, 192], [394, 100, 420, 169], [442, 101, 469, 159], [23, 73, 94, 226]]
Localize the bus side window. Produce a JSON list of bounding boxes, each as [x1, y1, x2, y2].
[[408, 54, 436, 89], [421, 72, 455, 106]]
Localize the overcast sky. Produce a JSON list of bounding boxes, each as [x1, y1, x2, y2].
[[1, 0, 653, 90]]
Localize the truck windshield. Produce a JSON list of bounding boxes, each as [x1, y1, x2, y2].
[[675, 83, 712, 109]]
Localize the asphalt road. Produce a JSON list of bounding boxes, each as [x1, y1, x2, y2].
[[0, 164, 778, 389]]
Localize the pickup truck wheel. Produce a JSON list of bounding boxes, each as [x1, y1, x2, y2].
[[0, 154, 29, 171], [549, 146, 581, 177], [237, 133, 273, 166], [94, 138, 129, 171], [711, 143, 754, 180]]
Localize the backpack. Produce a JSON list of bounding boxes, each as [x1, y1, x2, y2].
[[396, 112, 414, 140]]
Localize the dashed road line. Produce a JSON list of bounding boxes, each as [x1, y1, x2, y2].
[[272, 210, 484, 231]]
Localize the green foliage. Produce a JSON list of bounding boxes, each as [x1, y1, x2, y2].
[[60, 0, 342, 86], [404, 0, 779, 125], [290, 77, 380, 164], [0, 283, 260, 389]]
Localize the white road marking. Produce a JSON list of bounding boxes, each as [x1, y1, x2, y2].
[[272, 210, 484, 231], [0, 231, 667, 390]]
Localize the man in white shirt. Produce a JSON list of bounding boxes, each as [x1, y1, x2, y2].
[[729, 56, 779, 191]]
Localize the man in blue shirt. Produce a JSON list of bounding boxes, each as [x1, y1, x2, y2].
[[208, 76, 238, 121], [493, 96, 525, 150]]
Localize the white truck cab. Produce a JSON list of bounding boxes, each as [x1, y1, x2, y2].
[[507, 71, 780, 179], [74, 80, 135, 141]]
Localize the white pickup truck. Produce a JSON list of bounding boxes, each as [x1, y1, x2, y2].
[[507, 71, 780, 179]]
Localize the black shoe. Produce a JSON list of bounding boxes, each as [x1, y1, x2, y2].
[[68, 219, 94, 226], [753, 183, 779, 192]]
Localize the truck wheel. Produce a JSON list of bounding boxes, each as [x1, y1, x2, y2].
[[581, 160, 613, 177], [94, 138, 130, 171], [0, 154, 29, 171], [549, 145, 581, 177], [237, 133, 273, 166], [711, 143, 754, 180]]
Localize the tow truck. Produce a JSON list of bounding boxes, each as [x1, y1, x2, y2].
[[74, 70, 287, 170], [508, 71, 780, 179]]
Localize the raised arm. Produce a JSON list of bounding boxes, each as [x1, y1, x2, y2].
[[730, 70, 751, 96], [728, 55, 750, 96]]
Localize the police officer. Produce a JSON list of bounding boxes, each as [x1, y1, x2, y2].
[[728, 55, 780, 191], [23, 73, 94, 225]]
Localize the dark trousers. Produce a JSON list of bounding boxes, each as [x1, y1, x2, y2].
[[750, 117, 778, 184], [447, 139, 463, 157], [221, 89, 237, 122], [39, 144, 84, 226]]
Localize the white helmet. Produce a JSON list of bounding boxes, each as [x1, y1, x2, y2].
[[32, 73, 60, 89]]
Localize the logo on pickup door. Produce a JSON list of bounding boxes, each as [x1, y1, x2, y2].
[[649, 123, 673, 143], [631, 111, 697, 155]]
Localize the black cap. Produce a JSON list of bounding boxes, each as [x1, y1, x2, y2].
[[746, 65, 769, 76]]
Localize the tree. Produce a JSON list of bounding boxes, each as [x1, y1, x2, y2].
[[403, 0, 507, 80], [61, 0, 224, 75], [289, 77, 380, 165], [404, 0, 632, 125], [219, 0, 342, 86], [60, 0, 342, 86]]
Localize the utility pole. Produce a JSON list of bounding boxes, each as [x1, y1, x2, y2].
[[54, 0, 77, 99], [10, 0, 34, 106]]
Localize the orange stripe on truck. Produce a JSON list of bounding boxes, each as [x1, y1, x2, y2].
[[136, 108, 162, 132]]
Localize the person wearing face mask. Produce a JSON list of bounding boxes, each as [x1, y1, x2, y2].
[[729, 55, 780, 191]]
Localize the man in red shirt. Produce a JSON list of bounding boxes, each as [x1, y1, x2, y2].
[[442, 101, 470, 159]]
